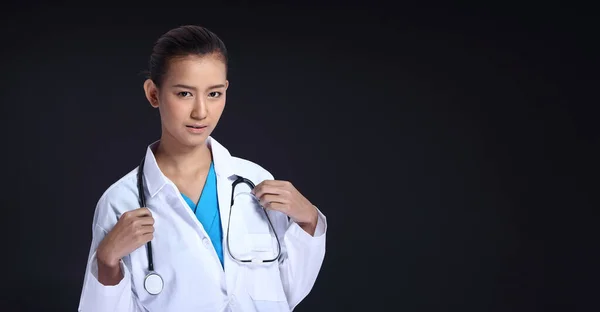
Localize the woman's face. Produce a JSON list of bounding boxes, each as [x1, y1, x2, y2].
[[144, 53, 228, 149]]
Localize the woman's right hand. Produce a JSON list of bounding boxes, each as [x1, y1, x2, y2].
[[96, 207, 155, 285]]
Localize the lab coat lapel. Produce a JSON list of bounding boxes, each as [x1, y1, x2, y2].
[[216, 173, 233, 245], [209, 137, 235, 239], [209, 137, 242, 294]]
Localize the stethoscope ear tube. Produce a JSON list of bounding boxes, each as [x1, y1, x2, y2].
[[227, 176, 283, 264], [138, 156, 161, 294], [136, 156, 283, 295]]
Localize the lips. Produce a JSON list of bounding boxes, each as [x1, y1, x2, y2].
[[185, 124, 208, 134]]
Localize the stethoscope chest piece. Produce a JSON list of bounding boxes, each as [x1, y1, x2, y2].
[[144, 272, 164, 295]]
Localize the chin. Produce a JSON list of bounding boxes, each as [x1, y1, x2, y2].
[[180, 138, 207, 148], [179, 133, 210, 148], [162, 127, 211, 149]]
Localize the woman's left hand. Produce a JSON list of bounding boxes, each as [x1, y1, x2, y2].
[[252, 180, 318, 235]]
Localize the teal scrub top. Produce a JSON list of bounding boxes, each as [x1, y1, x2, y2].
[[180, 162, 224, 267]]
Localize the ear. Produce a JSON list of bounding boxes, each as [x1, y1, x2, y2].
[[143, 79, 160, 108]]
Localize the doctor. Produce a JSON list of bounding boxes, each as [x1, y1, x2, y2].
[[78, 25, 327, 312]]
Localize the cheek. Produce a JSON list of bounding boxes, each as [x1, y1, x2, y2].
[[158, 100, 184, 122], [210, 100, 226, 117]]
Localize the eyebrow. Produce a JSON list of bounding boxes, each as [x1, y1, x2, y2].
[[171, 84, 226, 90]]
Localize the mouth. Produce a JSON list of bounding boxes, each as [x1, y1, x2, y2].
[[185, 124, 208, 134]]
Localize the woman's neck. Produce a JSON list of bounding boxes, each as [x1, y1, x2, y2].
[[153, 135, 213, 178]]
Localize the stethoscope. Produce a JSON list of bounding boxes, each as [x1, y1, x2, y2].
[[137, 156, 282, 295]]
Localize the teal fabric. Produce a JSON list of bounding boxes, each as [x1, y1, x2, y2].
[[180, 162, 224, 267]]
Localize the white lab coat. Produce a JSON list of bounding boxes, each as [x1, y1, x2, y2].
[[78, 137, 327, 312]]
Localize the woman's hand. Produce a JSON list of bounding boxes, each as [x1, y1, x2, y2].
[[252, 180, 318, 236], [96, 207, 155, 285]]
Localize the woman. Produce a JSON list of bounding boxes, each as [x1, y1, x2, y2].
[[78, 25, 327, 312]]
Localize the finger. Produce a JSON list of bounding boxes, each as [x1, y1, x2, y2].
[[130, 216, 154, 231], [140, 225, 155, 234], [252, 184, 278, 196], [253, 184, 289, 198], [258, 180, 291, 188], [139, 232, 154, 244], [136, 224, 154, 235], [137, 216, 155, 226], [258, 194, 289, 207], [262, 201, 289, 213], [134, 207, 152, 217], [124, 207, 152, 219]]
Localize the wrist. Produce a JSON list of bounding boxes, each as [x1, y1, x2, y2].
[[97, 250, 124, 286], [301, 206, 318, 226], [97, 246, 120, 268], [297, 206, 318, 236]]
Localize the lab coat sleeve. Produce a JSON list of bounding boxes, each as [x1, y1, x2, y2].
[[78, 197, 147, 312], [264, 173, 327, 310], [279, 207, 327, 310]]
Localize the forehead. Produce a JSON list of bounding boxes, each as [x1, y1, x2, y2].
[[163, 54, 227, 86]]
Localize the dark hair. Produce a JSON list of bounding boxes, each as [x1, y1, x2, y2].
[[146, 25, 228, 88]]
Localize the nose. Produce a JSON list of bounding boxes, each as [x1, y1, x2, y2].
[[190, 97, 208, 120]]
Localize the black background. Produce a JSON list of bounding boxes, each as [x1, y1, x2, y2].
[[1, 2, 597, 311]]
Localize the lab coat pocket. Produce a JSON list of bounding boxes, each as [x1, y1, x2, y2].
[[246, 263, 287, 302]]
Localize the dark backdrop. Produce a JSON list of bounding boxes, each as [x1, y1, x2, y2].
[[0, 3, 596, 312]]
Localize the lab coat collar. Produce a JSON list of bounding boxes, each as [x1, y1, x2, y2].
[[142, 136, 237, 199]]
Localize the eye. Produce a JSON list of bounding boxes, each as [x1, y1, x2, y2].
[[208, 91, 222, 98], [177, 91, 192, 97]]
